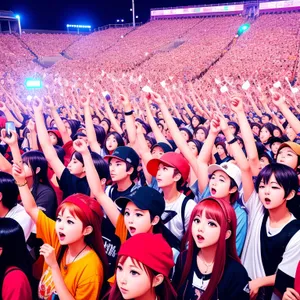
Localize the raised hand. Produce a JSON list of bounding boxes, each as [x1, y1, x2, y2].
[[44, 95, 55, 110], [0, 129, 18, 146], [12, 162, 26, 184], [80, 96, 90, 108], [73, 139, 89, 155], [230, 95, 244, 113], [210, 117, 221, 135], [39, 244, 58, 268], [32, 97, 43, 112], [271, 92, 286, 107]]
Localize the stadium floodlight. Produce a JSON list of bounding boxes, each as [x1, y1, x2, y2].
[[237, 23, 250, 36], [136, 15, 139, 18], [25, 78, 42, 89], [121, 19, 124, 22], [117, 19, 120, 22], [15, 15, 20, 19]]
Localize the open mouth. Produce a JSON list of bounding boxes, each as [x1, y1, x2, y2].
[[197, 234, 205, 242], [211, 188, 216, 195], [129, 226, 136, 235], [264, 198, 271, 205], [58, 232, 66, 240]]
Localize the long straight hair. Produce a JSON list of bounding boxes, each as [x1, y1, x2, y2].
[[108, 256, 177, 300], [177, 197, 239, 300], [56, 194, 108, 278]]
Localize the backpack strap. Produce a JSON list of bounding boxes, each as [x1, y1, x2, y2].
[[181, 196, 190, 235]]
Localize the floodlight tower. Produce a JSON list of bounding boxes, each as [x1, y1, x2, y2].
[[132, 0, 136, 28], [16, 15, 21, 35]]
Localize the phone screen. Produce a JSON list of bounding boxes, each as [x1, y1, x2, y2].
[[5, 121, 16, 138]]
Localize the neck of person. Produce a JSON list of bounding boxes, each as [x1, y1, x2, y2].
[[0, 204, 9, 217], [162, 184, 181, 204], [68, 238, 88, 258], [268, 202, 292, 228], [199, 245, 217, 266], [135, 287, 157, 300], [116, 176, 133, 192], [219, 152, 227, 160], [26, 176, 34, 189]]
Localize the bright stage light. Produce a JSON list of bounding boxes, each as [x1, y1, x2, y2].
[[25, 79, 42, 89], [15, 15, 20, 19], [237, 23, 250, 36]]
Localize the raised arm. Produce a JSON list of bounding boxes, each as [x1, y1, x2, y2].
[[218, 113, 254, 202], [33, 99, 65, 180], [150, 91, 198, 185], [230, 96, 260, 176], [73, 140, 120, 227], [272, 92, 300, 135]]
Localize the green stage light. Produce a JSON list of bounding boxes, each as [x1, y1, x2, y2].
[[237, 23, 250, 36], [25, 78, 42, 89]]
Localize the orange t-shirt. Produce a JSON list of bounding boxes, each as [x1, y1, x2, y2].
[[36, 210, 103, 300]]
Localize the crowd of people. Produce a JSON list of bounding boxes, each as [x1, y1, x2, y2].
[[0, 9, 300, 300]]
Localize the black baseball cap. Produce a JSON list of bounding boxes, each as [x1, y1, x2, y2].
[[104, 146, 140, 169], [269, 137, 284, 146], [115, 186, 165, 217], [151, 142, 173, 154]]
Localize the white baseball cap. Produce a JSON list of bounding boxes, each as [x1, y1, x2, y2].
[[208, 162, 242, 188]]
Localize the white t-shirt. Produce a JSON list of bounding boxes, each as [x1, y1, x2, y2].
[[6, 204, 35, 241], [161, 193, 196, 241], [241, 191, 300, 299]]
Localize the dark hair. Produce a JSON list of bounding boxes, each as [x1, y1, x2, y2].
[[125, 161, 138, 181], [188, 139, 203, 155], [228, 122, 240, 136], [64, 119, 81, 140], [94, 125, 106, 147], [22, 151, 53, 195], [259, 123, 275, 144], [53, 145, 65, 164], [272, 126, 283, 136], [215, 141, 228, 156], [255, 163, 299, 198], [104, 132, 125, 155], [92, 115, 101, 124], [101, 118, 111, 132], [0, 218, 32, 295], [179, 128, 193, 140], [145, 135, 156, 148], [191, 115, 204, 130], [91, 152, 110, 180], [0, 172, 19, 210], [194, 126, 209, 140], [262, 113, 272, 120], [173, 169, 184, 190], [236, 136, 245, 149]]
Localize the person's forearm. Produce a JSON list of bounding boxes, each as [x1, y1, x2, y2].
[[50, 107, 71, 144], [103, 101, 122, 134], [0, 153, 12, 174], [28, 131, 39, 150], [51, 265, 75, 300], [10, 143, 22, 167], [198, 132, 218, 165], [124, 103, 137, 145], [279, 103, 300, 134], [84, 105, 100, 153], [2, 109, 22, 128]]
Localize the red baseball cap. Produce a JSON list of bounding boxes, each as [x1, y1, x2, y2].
[[48, 129, 62, 139], [118, 233, 174, 277], [147, 152, 190, 182]]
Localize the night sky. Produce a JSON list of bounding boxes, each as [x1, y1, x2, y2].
[[2, 0, 241, 31]]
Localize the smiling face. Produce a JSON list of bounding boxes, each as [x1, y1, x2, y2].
[[276, 146, 298, 170], [209, 170, 235, 199], [116, 257, 153, 299], [192, 209, 221, 249], [124, 202, 154, 236], [55, 208, 84, 245], [258, 173, 287, 210]]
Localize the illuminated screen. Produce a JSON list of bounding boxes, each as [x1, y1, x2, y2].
[[259, 0, 300, 9], [151, 4, 244, 16]]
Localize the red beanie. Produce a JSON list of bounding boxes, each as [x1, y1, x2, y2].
[[118, 233, 174, 277]]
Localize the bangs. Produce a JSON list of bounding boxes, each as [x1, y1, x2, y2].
[[118, 256, 150, 275], [192, 199, 224, 225], [57, 202, 81, 219]]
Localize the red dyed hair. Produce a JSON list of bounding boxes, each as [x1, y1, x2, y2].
[[177, 197, 239, 300], [108, 256, 177, 300], [57, 194, 108, 277]]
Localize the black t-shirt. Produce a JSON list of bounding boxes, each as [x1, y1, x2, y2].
[[33, 183, 57, 220], [173, 251, 250, 300], [58, 168, 90, 200], [102, 183, 137, 278]]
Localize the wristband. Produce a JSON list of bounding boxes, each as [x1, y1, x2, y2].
[[227, 137, 237, 145], [124, 110, 134, 116], [15, 180, 28, 187]]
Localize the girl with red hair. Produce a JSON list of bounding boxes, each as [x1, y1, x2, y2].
[[11, 161, 108, 300], [173, 197, 250, 300]]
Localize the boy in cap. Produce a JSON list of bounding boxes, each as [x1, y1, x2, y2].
[[147, 152, 196, 242]]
